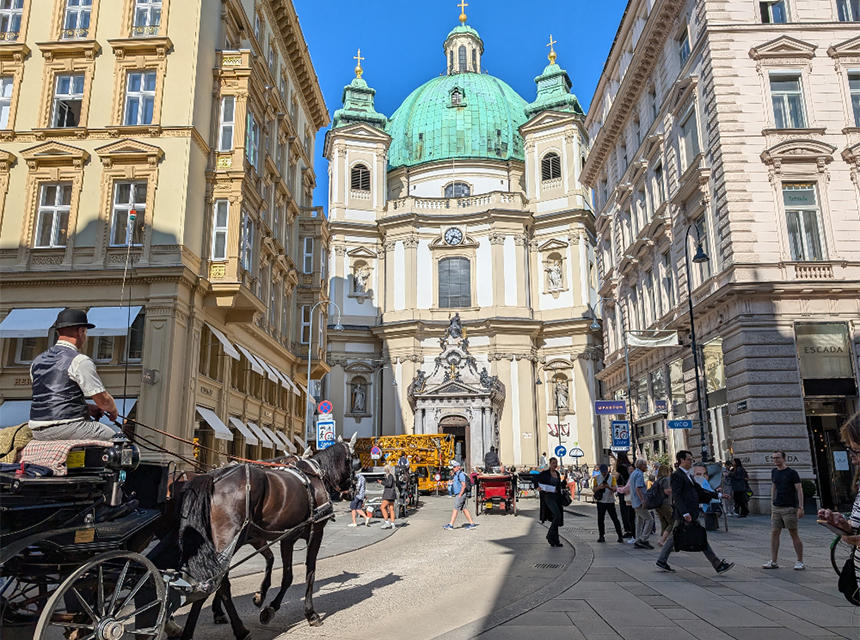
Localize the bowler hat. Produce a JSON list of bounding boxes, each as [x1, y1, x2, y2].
[[55, 308, 96, 330]]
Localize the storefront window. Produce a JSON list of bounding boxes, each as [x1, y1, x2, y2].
[[670, 359, 685, 416]]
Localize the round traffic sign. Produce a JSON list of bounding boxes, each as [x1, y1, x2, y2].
[[569, 447, 585, 458], [370, 445, 382, 460], [554, 445, 567, 458], [434, 473, 441, 481], [317, 400, 332, 414]]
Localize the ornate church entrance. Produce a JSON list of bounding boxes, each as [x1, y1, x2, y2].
[[439, 415, 469, 466]]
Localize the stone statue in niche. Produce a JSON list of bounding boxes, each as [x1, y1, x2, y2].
[[546, 260, 563, 291], [554, 378, 569, 410], [353, 264, 371, 294], [351, 381, 367, 413]]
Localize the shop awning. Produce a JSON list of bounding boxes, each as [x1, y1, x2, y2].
[[0, 400, 31, 427], [86, 306, 143, 337], [254, 357, 280, 384], [297, 383, 309, 397], [228, 417, 259, 446], [205, 324, 240, 360], [0, 308, 64, 338], [246, 421, 273, 448], [235, 345, 265, 376], [261, 426, 286, 453], [276, 369, 301, 395], [274, 430, 297, 452], [100, 398, 137, 426], [195, 406, 233, 441]]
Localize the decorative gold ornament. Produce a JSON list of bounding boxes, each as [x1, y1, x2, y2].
[[547, 34, 558, 64], [353, 48, 365, 78], [458, 0, 468, 24]]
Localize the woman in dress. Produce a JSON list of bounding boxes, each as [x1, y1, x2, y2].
[[538, 457, 565, 547]]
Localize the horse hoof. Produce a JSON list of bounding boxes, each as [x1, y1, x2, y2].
[[213, 613, 228, 625], [259, 607, 275, 625], [252, 592, 263, 607], [307, 613, 322, 627]]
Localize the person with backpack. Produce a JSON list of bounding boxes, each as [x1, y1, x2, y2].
[[593, 463, 623, 543], [538, 457, 565, 547], [443, 460, 477, 530], [650, 464, 673, 545]]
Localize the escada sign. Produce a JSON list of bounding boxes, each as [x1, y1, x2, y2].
[[803, 345, 844, 354], [795, 322, 853, 380]]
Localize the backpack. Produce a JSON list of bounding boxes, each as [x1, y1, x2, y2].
[[645, 480, 666, 509], [459, 471, 473, 498]]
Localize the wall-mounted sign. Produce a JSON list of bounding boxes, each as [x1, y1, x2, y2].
[[795, 322, 853, 380], [596, 400, 627, 415], [654, 399, 668, 413], [668, 419, 693, 430]]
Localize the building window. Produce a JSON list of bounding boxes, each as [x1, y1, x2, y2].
[[0, 76, 11, 128], [541, 152, 562, 181], [350, 164, 370, 191], [0, 0, 22, 41], [679, 104, 700, 170], [760, 0, 787, 23], [246, 111, 260, 170], [471, 48, 476, 70], [783, 183, 826, 261], [678, 27, 691, 66], [123, 70, 156, 126], [438, 257, 471, 308], [770, 73, 806, 129], [451, 88, 462, 106], [15, 337, 40, 364], [51, 74, 84, 128], [300, 305, 311, 344], [302, 236, 313, 274], [132, 0, 161, 37], [458, 45, 466, 72], [123, 313, 145, 362], [111, 181, 146, 246], [849, 72, 860, 126], [218, 96, 234, 151], [62, 0, 92, 39], [443, 181, 470, 198], [211, 199, 228, 260], [837, 0, 859, 20], [91, 336, 114, 363], [34, 183, 72, 248], [239, 209, 254, 272], [653, 163, 665, 206], [662, 250, 675, 309]]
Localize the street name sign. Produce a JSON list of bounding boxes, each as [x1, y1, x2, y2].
[[611, 420, 630, 451], [595, 400, 627, 415], [668, 419, 693, 430]]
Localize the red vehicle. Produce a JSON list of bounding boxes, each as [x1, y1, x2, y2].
[[475, 472, 517, 516]]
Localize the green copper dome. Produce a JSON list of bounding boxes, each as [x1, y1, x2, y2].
[[445, 24, 482, 43], [386, 72, 529, 169]]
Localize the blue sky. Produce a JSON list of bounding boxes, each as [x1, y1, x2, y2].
[[293, 0, 628, 211]]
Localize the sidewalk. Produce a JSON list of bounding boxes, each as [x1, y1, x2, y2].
[[482, 500, 860, 639]]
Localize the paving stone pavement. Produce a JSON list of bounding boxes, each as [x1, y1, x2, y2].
[[479, 500, 860, 640]]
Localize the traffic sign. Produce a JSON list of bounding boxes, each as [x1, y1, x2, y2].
[[668, 419, 693, 430], [611, 420, 630, 451], [316, 417, 336, 450], [595, 400, 627, 415], [370, 445, 382, 460], [434, 473, 441, 481], [554, 445, 567, 458], [569, 447, 585, 459], [317, 400, 333, 414]]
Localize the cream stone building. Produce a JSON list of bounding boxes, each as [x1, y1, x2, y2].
[[0, 0, 330, 467], [583, 0, 860, 511], [324, 12, 603, 470]]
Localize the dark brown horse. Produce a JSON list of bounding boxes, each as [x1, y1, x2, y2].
[[172, 436, 357, 639]]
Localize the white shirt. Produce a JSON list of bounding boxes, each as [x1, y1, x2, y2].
[[29, 340, 106, 427]]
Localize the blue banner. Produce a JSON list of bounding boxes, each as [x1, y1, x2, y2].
[[595, 400, 627, 415], [668, 419, 693, 430], [611, 420, 630, 451]]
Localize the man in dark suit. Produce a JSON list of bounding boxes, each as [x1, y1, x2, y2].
[[656, 449, 734, 574]]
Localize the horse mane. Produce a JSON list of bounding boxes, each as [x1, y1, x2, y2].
[[313, 443, 349, 486]]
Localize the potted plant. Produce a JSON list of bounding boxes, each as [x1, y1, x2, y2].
[[801, 479, 818, 515]]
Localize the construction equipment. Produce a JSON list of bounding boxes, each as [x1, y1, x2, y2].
[[354, 434, 454, 494]]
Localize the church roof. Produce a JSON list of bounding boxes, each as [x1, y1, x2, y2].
[[524, 61, 585, 119], [445, 24, 483, 44], [332, 76, 388, 130], [386, 72, 529, 169]]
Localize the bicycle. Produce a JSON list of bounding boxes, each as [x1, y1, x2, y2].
[[831, 533, 856, 576]]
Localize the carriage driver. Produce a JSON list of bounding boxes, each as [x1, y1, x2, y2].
[[28, 308, 120, 441]]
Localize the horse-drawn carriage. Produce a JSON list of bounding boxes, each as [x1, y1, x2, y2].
[[474, 472, 517, 516]]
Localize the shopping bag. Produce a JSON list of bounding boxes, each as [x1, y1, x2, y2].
[[674, 521, 708, 552]]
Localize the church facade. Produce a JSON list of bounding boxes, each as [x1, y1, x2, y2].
[[324, 13, 603, 469]]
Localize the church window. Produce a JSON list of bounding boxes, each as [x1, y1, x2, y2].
[[444, 181, 470, 198], [438, 257, 471, 308], [458, 45, 466, 72], [449, 50, 453, 73], [541, 152, 561, 181], [450, 88, 462, 106], [350, 163, 370, 191], [471, 48, 476, 70]]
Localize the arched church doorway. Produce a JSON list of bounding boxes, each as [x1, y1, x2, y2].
[[439, 415, 469, 469]]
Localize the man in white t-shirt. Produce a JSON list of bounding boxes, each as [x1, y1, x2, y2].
[[29, 308, 119, 441]]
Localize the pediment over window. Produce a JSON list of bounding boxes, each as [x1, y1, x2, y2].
[[347, 246, 377, 259], [428, 381, 481, 396], [543, 358, 573, 371], [667, 75, 699, 115], [0, 150, 16, 172], [538, 238, 569, 252], [827, 35, 860, 60], [842, 142, 860, 168], [21, 141, 89, 170], [761, 139, 836, 168], [108, 36, 173, 60], [343, 361, 375, 374], [749, 36, 816, 61], [520, 110, 577, 134], [96, 139, 164, 167], [37, 40, 101, 62], [429, 232, 478, 249]]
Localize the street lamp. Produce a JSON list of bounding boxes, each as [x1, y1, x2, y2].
[[305, 299, 343, 440], [684, 223, 711, 462]]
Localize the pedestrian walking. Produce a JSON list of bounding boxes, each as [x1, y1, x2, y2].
[[538, 457, 564, 547], [539, 452, 548, 468], [379, 464, 397, 529], [655, 450, 734, 574], [630, 458, 654, 549], [728, 458, 750, 517], [593, 463, 623, 543], [443, 460, 477, 530], [654, 464, 674, 546], [348, 470, 370, 527], [615, 452, 635, 538], [762, 450, 805, 570]]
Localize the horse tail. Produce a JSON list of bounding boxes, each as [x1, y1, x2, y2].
[[178, 473, 220, 588]]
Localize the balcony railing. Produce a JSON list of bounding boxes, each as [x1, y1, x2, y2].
[[387, 191, 526, 214], [792, 262, 834, 280]]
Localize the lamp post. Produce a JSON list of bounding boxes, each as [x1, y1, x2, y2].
[[684, 223, 711, 462], [305, 300, 343, 441]]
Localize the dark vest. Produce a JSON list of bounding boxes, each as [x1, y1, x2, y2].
[[30, 344, 89, 423]]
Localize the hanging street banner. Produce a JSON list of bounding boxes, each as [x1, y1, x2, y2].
[[611, 420, 630, 451], [627, 330, 679, 348], [595, 400, 627, 415], [668, 419, 693, 430], [654, 399, 668, 413], [316, 417, 336, 450]]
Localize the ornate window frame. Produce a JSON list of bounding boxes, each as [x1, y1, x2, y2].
[[0, 41, 29, 136], [750, 36, 819, 132], [50, 0, 101, 40], [35, 40, 101, 132], [107, 36, 172, 132], [122, 0, 170, 39], [434, 253, 475, 310]]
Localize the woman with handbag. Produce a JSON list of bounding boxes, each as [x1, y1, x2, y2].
[[593, 463, 624, 543], [538, 457, 566, 547]]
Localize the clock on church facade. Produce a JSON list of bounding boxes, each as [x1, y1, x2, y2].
[[323, 8, 603, 470]]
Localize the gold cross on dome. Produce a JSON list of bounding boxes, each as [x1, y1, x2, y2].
[[353, 48, 365, 78], [458, 0, 468, 24], [547, 34, 558, 63]]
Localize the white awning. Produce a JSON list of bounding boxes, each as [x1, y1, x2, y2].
[[86, 306, 143, 337], [228, 417, 259, 446], [261, 426, 286, 453], [195, 406, 233, 441], [277, 370, 301, 395], [297, 383, 309, 396], [0, 308, 64, 338], [276, 430, 297, 452], [254, 357, 280, 384], [99, 398, 137, 426], [205, 324, 240, 360], [0, 400, 31, 427], [246, 421, 273, 448], [235, 345, 265, 376]]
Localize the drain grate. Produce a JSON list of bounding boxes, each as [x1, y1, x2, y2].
[[533, 563, 565, 569]]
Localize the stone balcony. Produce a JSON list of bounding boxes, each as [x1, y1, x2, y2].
[[386, 191, 527, 215]]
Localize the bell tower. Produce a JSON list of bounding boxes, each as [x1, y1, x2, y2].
[[444, 1, 483, 74]]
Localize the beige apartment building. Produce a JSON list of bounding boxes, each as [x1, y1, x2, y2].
[[583, 0, 860, 511], [0, 0, 330, 466]]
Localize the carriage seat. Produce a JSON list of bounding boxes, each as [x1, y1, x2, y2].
[[0, 423, 33, 463], [19, 439, 112, 476]]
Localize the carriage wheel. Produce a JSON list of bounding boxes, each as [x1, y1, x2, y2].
[[34, 551, 166, 640]]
